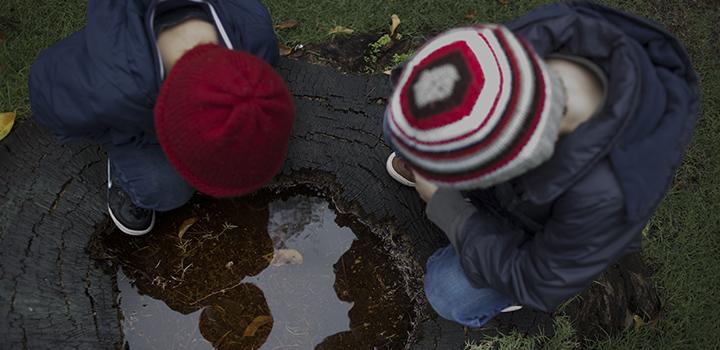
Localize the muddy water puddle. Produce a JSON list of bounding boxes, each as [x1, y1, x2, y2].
[[97, 189, 414, 349]]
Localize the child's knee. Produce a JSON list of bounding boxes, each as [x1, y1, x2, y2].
[[145, 178, 194, 212], [127, 171, 194, 212]]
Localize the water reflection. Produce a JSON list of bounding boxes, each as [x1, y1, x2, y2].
[[245, 196, 354, 348], [102, 191, 412, 350]]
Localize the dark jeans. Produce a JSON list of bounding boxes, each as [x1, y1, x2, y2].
[[105, 142, 194, 211]]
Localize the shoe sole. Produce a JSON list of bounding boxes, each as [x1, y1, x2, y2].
[[108, 204, 155, 236], [386, 152, 416, 187], [500, 305, 523, 313]]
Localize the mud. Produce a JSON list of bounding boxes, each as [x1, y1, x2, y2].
[[94, 188, 415, 350], [288, 32, 430, 74]]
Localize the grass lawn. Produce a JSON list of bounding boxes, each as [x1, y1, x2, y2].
[[1, 0, 718, 349]]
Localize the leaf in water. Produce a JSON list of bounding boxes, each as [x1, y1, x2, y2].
[[279, 42, 293, 56], [275, 19, 299, 30], [390, 14, 401, 37], [270, 249, 304, 266], [464, 9, 478, 20], [329, 26, 354, 35], [178, 217, 198, 240], [0, 112, 16, 141], [243, 315, 272, 337]]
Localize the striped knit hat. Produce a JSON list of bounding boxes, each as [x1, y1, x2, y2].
[[386, 25, 566, 189]]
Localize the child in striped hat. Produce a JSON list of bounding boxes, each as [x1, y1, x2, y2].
[[383, 1, 697, 328]]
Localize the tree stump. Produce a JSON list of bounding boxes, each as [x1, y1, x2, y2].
[[0, 58, 660, 349]]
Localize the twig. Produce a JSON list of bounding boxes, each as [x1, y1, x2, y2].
[[188, 280, 244, 305]]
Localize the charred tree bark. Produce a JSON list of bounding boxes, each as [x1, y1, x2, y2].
[[0, 122, 118, 349], [0, 58, 659, 349]]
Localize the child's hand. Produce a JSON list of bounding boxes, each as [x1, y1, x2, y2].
[[413, 170, 438, 202]]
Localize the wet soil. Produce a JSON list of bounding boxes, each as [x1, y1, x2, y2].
[[92, 187, 415, 350], [286, 32, 431, 74]]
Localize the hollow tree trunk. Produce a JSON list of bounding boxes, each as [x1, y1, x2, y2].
[[0, 58, 659, 349]]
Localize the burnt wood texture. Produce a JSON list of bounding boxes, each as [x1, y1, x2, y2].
[[0, 59, 659, 349]]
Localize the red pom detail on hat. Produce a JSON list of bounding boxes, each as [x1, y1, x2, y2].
[[154, 44, 294, 197]]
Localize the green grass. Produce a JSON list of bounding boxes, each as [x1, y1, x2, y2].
[[264, 0, 552, 44], [466, 316, 580, 350], [0, 1, 86, 117], [1, 0, 718, 349]]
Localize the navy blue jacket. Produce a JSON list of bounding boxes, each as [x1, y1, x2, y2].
[[29, 0, 278, 147], [419, 2, 698, 311]]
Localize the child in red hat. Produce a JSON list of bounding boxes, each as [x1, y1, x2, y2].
[[29, 0, 294, 235]]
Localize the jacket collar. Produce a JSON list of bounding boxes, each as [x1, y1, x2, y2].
[[506, 3, 641, 205], [145, 0, 235, 90]]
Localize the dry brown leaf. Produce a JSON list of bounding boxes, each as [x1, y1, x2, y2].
[[498, 0, 510, 5], [177, 217, 198, 240], [243, 315, 272, 337], [278, 42, 293, 56], [464, 9, 478, 20], [632, 315, 645, 331], [390, 14, 401, 37], [0, 32, 6, 45], [329, 25, 354, 35], [0, 112, 16, 141], [275, 19, 299, 30]]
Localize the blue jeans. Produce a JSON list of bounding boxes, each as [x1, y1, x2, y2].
[[105, 142, 195, 211], [424, 246, 513, 328]]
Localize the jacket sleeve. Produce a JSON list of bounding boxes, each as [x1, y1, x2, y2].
[[29, 30, 108, 142], [425, 165, 640, 311]]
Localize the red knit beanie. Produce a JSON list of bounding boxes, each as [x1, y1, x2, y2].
[[155, 44, 294, 197]]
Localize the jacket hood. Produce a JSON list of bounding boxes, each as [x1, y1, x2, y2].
[[30, 0, 278, 147], [508, 1, 698, 222]]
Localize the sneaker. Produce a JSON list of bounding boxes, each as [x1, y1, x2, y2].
[[385, 152, 416, 187], [107, 161, 155, 236], [501, 305, 523, 313]]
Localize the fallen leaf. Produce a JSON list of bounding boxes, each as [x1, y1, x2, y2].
[[390, 14, 401, 37], [243, 315, 272, 337], [329, 25, 354, 35], [278, 42, 293, 56], [275, 19, 299, 30], [383, 69, 392, 75], [498, 0, 510, 5], [0, 112, 16, 141], [632, 314, 645, 331], [177, 217, 198, 240], [270, 249, 304, 266], [0, 32, 6, 45], [464, 9, 478, 20], [647, 316, 660, 330]]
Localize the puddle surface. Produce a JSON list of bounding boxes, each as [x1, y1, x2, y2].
[[98, 190, 413, 349]]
